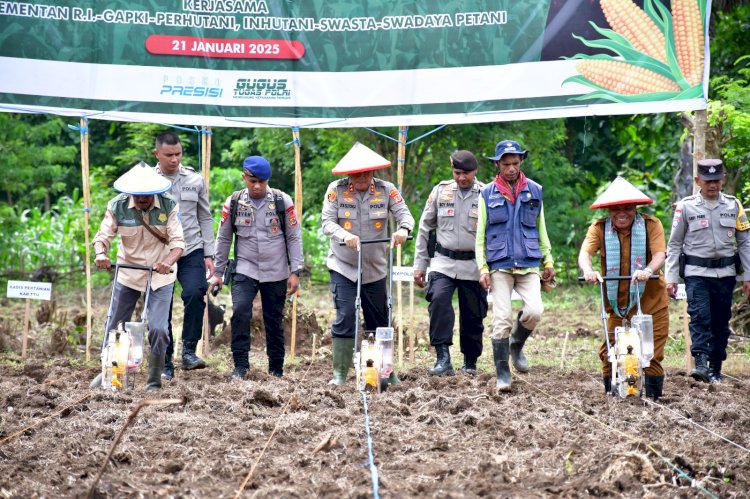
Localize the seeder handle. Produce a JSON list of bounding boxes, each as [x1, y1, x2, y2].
[[577, 275, 659, 281]]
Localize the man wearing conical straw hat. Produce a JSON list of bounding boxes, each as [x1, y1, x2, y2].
[[91, 161, 186, 391], [321, 142, 414, 386], [578, 176, 668, 401]]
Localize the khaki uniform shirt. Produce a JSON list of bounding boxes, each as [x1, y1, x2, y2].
[[581, 214, 668, 314], [665, 192, 750, 282], [214, 187, 303, 283], [93, 194, 186, 292], [414, 179, 484, 280], [322, 177, 415, 284], [155, 163, 214, 257]]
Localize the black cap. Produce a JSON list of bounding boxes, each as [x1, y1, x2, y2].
[[450, 150, 478, 172], [697, 159, 724, 180]]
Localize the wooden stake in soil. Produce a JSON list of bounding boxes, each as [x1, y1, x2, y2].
[[409, 277, 415, 366], [290, 127, 303, 360], [559, 330, 570, 370], [22, 298, 30, 359], [87, 397, 186, 499]]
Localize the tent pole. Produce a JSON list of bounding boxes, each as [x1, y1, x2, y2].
[[81, 118, 93, 363], [290, 127, 302, 360], [201, 126, 212, 358], [396, 126, 407, 367]]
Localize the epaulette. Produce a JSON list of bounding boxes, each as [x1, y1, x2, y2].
[[438, 179, 453, 186], [182, 165, 197, 173], [336, 178, 349, 186]]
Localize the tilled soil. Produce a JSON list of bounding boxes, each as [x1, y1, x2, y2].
[[0, 357, 748, 498]]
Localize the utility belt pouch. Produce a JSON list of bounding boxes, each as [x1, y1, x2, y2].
[[427, 229, 437, 258], [223, 259, 236, 285], [678, 253, 686, 279]]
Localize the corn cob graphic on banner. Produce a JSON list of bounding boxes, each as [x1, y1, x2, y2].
[[565, 0, 706, 103]]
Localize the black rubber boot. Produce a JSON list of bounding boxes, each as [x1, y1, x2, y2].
[[182, 341, 207, 370], [644, 374, 664, 401], [229, 366, 247, 381], [689, 353, 710, 383], [328, 338, 354, 385], [162, 357, 175, 380], [428, 344, 455, 376], [492, 338, 512, 392], [708, 359, 723, 384], [509, 313, 532, 373], [603, 376, 611, 395], [145, 353, 165, 391], [461, 356, 478, 376], [269, 358, 284, 378]]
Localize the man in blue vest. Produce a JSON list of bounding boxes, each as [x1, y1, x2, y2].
[[476, 140, 555, 392]]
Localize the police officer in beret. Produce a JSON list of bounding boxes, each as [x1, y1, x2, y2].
[[153, 131, 215, 380], [476, 140, 556, 393], [414, 150, 488, 377], [666, 159, 750, 383], [321, 142, 415, 385], [210, 156, 304, 380]]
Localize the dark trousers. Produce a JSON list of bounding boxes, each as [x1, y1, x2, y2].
[[685, 275, 735, 360], [329, 270, 388, 339], [230, 273, 287, 368], [425, 271, 487, 360], [166, 249, 208, 363]]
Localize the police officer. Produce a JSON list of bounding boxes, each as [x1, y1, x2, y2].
[[321, 142, 415, 385], [153, 131, 215, 380], [210, 156, 303, 379], [414, 150, 488, 376], [91, 162, 185, 390], [666, 159, 750, 383], [476, 140, 555, 392]]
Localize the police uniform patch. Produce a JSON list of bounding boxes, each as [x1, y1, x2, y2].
[[272, 226, 279, 234], [374, 221, 383, 229], [343, 221, 353, 230], [446, 208, 455, 217], [327, 191, 337, 202], [158, 213, 167, 223], [389, 189, 403, 204], [700, 219, 709, 228], [343, 196, 355, 203], [737, 204, 750, 231], [269, 203, 275, 210], [344, 211, 351, 217]]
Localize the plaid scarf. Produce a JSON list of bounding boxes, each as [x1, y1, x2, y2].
[[493, 172, 528, 203]]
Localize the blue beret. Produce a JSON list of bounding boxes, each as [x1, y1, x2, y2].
[[242, 156, 271, 180]]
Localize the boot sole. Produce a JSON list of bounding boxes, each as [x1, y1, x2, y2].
[[428, 369, 456, 376], [689, 372, 710, 383], [183, 363, 207, 370]]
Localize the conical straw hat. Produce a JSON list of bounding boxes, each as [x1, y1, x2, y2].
[[113, 161, 172, 195], [331, 142, 391, 175], [590, 176, 652, 209]]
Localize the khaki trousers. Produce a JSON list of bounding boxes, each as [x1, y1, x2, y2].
[[489, 271, 543, 340]]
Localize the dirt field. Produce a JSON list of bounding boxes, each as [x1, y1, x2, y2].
[[1, 288, 749, 498]]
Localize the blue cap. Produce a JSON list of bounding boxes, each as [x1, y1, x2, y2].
[[242, 156, 271, 180], [487, 140, 528, 161]]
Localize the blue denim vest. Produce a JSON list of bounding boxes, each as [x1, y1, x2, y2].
[[481, 179, 543, 270]]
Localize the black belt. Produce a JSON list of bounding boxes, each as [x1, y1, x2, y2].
[[435, 242, 475, 261], [684, 254, 736, 269]]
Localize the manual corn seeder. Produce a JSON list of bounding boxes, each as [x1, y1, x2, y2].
[[99, 263, 153, 391], [587, 275, 656, 399]]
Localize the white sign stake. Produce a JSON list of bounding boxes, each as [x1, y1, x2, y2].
[[7, 280, 52, 358]]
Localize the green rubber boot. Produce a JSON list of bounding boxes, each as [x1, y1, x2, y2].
[[328, 338, 355, 385]]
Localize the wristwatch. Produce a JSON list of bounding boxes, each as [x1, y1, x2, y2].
[[291, 269, 302, 276]]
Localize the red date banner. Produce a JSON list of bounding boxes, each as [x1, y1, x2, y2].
[[145, 35, 305, 60]]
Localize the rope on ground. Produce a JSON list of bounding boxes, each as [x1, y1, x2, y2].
[[234, 359, 316, 499], [87, 396, 187, 499], [518, 377, 719, 499], [360, 389, 381, 499], [642, 397, 750, 455], [0, 393, 92, 446]]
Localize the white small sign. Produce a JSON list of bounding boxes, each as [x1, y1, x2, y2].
[[675, 283, 686, 300], [392, 266, 416, 282], [7, 280, 52, 301]]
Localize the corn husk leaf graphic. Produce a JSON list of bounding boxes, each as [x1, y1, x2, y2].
[[564, 0, 705, 102]]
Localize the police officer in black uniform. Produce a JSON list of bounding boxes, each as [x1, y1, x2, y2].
[[414, 151, 487, 376]]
